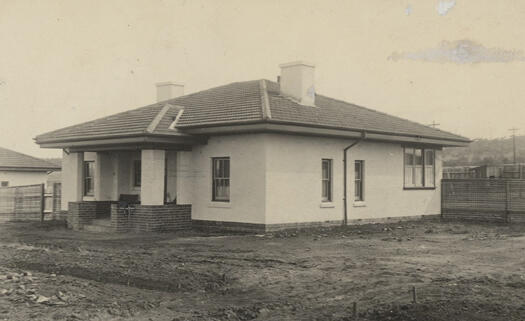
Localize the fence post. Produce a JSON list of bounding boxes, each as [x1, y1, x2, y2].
[[40, 183, 45, 223], [505, 181, 511, 223], [440, 180, 444, 221]]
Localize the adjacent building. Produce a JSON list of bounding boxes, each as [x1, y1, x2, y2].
[[0, 147, 61, 187]]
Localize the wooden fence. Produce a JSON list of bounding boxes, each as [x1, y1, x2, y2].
[[0, 183, 62, 223], [442, 179, 525, 223]]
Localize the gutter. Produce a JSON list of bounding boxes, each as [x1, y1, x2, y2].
[[343, 131, 366, 226]]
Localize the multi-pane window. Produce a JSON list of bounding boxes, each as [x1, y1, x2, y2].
[[321, 159, 332, 202], [133, 160, 141, 187], [212, 157, 230, 202], [83, 161, 95, 196], [354, 160, 364, 201], [404, 147, 435, 188]]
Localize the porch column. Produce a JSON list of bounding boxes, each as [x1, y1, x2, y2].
[[141, 149, 166, 205], [61, 151, 84, 210], [95, 152, 114, 201]]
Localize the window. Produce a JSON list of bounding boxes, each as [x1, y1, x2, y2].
[[212, 157, 230, 202], [83, 161, 95, 196], [321, 159, 332, 202], [404, 147, 435, 188], [355, 160, 364, 201], [0, 181, 8, 187], [133, 160, 141, 187]]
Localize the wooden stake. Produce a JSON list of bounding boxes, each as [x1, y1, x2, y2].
[[352, 301, 357, 319], [411, 286, 417, 304], [40, 183, 45, 224]]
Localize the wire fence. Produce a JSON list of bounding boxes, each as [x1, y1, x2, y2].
[[442, 179, 525, 223]]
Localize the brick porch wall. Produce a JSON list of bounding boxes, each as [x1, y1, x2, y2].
[[111, 203, 192, 232], [67, 201, 113, 230]]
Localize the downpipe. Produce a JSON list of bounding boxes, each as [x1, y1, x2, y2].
[[343, 132, 366, 226]]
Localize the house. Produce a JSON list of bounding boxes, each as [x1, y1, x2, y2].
[[0, 147, 61, 187], [35, 62, 470, 232]]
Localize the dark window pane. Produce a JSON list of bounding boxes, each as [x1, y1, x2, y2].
[[321, 159, 332, 201], [404, 149, 414, 165], [212, 157, 230, 201], [414, 149, 423, 165]]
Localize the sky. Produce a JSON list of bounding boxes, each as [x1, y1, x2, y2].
[[1, 0, 525, 158]]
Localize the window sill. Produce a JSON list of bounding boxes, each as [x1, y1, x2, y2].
[[403, 187, 436, 190], [320, 202, 335, 208], [83, 196, 95, 201], [208, 202, 231, 208], [353, 201, 366, 207]]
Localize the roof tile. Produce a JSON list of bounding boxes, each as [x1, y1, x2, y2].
[[35, 79, 469, 144], [0, 147, 61, 170]]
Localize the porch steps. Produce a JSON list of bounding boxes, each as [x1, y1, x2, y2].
[[83, 218, 113, 233]]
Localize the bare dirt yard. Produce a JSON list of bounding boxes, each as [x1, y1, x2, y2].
[[0, 220, 525, 321]]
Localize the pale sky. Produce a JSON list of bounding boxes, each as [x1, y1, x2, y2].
[[1, 0, 525, 158]]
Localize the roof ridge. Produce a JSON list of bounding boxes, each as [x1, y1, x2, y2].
[[163, 79, 261, 105], [146, 104, 173, 133], [259, 79, 272, 120]]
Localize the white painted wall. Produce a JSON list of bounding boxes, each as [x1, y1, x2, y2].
[[95, 152, 114, 201], [190, 133, 442, 226], [264, 134, 348, 224], [264, 134, 441, 224], [347, 141, 442, 221], [191, 134, 266, 224], [0, 171, 49, 187]]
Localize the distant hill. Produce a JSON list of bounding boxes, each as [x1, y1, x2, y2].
[[443, 135, 525, 166]]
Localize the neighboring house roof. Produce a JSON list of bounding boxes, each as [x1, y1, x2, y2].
[[35, 79, 470, 145], [0, 147, 61, 171]]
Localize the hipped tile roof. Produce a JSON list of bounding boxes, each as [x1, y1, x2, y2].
[[0, 147, 61, 170], [36, 80, 469, 144]]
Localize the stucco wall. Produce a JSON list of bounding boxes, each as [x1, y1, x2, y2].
[[264, 134, 348, 225], [191, 134, 266, 224], [347, 141, 442, 221], [0, 171, 49, 187], [263, 134, 442, 225]]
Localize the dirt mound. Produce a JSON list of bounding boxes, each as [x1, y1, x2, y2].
[[357, 301, 524, 321]]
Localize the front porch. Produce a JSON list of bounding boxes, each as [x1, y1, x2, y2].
[[62, 148, 194, 232]]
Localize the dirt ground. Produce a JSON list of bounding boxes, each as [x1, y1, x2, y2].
[[0, 220, 525, 321]]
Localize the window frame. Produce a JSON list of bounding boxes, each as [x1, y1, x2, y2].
[[321, 159, 333, 202], [0, 181, 8, 187], [83, 161, 95, 196], [403, 147, 436, 190], [354, 160, 364, 201], [212, 157, 230, 202]]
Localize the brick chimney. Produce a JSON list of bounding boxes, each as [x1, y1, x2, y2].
[[279, 61, 316, 106], [156, 82, 184, 102]]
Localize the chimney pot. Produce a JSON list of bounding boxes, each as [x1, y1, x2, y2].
[[156, 81, 184, 102]]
